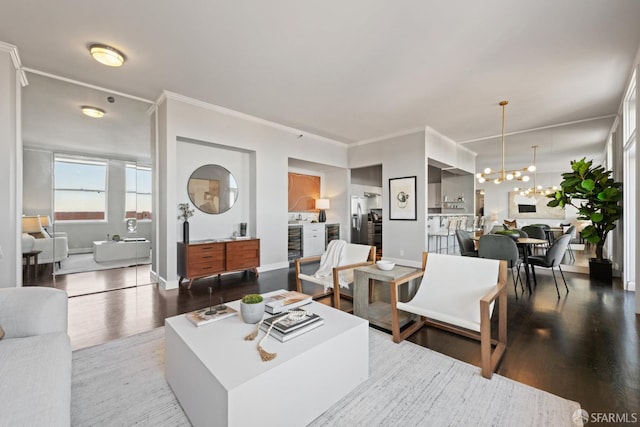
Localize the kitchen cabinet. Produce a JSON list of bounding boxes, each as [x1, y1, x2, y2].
[[303, 223, 325, 257]]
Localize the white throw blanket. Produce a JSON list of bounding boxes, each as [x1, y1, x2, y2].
[[313, 239, 349, 289]]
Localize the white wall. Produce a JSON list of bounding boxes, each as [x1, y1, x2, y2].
[[349, 131, 426, 267], [155, 93, 349, 289], [0, 44, 21, 288], [176, 138, 252, 240]]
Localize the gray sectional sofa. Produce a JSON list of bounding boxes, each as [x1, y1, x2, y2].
[[0, 287, 71, 426]]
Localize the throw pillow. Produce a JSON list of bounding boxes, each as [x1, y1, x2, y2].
[[0, 325, 4, 340], [503, 219, 517, 229]]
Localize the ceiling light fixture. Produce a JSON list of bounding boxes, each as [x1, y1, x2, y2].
[[81, 106, 105, 118], [476, 101, 534, 185], [514, 145, 558, 196], [89, 43, 126, 67]]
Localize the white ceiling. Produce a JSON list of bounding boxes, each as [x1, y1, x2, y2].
[[2, 0, 640, 172]]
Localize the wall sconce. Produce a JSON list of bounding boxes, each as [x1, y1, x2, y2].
[[315, 199, 330, 223]]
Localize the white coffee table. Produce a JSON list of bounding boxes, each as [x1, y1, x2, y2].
[[93, 239, 151, 262], [165, 291, 369, 427]]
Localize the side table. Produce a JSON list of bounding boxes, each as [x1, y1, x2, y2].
[[22, 250, 42, 284], [353, 264, 421, 330]]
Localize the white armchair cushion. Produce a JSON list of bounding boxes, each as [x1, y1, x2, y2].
[[32, 235, 69, 264], [396, 253, 500, 332]]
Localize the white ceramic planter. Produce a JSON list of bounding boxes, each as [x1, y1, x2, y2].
[[240, 301, 265, 324]]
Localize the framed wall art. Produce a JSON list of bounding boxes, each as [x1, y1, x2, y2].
[[389, 176, 417, 220]]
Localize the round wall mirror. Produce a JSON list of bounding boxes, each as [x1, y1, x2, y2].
[[187, 164, 238, 214]]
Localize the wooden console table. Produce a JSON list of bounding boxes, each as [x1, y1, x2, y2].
[[177, 238, 260, 289]]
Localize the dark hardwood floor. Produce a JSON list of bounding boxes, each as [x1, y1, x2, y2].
[[28, 259, 638, 418]]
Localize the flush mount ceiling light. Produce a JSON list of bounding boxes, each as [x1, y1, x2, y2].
[[476, 101, 535, 185], [81, 106, 105, 118], [89, 43, 126, 67]]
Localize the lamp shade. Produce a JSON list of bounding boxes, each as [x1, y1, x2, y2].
[[39, 215, 51, 227], [22, 216, 43, 233], [315, 199, 330, 210]]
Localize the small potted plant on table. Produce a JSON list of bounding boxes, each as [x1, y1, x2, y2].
[[240, 294, 264, 324]]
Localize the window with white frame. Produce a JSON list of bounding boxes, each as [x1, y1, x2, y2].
[[623, 69, 636, 291], [125, 164, 152, 220], [54, 156, 107, 221]]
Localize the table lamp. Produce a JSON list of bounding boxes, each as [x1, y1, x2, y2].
[[22, 216, 44, 238], [316, 199, 330, 223], [39, 215, 52, 236]]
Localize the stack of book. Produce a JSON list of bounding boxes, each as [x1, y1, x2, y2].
[[263, 290, 312, 314], [259, 311, 323, 342]]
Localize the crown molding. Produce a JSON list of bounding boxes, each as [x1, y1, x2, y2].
[[0, 41, 28, 87], [160, 91, 348, 147], [352, 126, 425, 147], [457, 114, 618, 144]]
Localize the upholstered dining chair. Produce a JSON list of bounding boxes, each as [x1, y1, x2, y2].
[[455, 229, 479, 257], [478, 234, 524, 297], [295, 240, 376, 311], [564, 225, 577, 262], [388, 252, 507, 379], [521, 225, 548, 254], [528, 234, 572, 299]]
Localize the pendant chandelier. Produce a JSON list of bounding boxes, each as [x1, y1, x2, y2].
[[476, 101, 535, 184], [514, 145, 558, 195]]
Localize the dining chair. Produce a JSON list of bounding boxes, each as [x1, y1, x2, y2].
[[388, 252, 507, 379], [521, 225, 548, 254], [455, 229, 479, 257], [478, 234, 524, 298], [528, 234, 572, 298], [564, 225, 577, 262]]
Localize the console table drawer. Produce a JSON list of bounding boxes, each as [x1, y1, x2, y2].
[[226, 240, 260, 271]]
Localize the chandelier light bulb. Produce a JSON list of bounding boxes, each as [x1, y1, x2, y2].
[[552, 186, 558, 190], [506, 173, 514, 180], [494, 178, 501, 184], [528, 165, 537, 172], [537, 185, 542, 190], [521, 176, 530, 182], [484, 168, 492, 174], [478, 177, 486, 183], [476, 173, 482, 178]]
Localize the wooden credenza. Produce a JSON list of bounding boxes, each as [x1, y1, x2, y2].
[[177, 238, 260, 288]]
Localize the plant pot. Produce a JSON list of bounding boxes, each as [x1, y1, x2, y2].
[[240, 301, 265, 324], [589, 258, 612, 284]]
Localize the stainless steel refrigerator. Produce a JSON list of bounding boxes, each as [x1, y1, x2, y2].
[[351, 196, 369, 244]]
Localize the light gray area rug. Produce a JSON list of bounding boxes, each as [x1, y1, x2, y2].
[[57, 253, 151, 275], [72, 327, 581, 426]]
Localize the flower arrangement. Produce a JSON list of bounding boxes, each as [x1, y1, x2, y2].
[[178, 203, 194, 222]]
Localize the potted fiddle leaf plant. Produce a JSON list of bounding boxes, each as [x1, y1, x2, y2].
[[546, 158, 622, 282]]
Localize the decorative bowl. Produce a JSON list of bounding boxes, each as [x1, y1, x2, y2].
[[376, 260, 395, 271]]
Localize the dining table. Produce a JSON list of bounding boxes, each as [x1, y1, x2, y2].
[[514, 237, 549, 293], [473, 235, 548, 293]]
